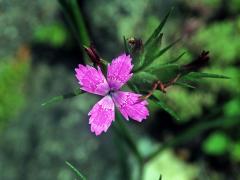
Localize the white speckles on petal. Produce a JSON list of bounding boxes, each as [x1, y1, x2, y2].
[[75, 65, 110, 96], [88, 96, 115, 136], [75, 53, 149, 135], [112, 91, 149, 122], [107, 54, 133, 90]]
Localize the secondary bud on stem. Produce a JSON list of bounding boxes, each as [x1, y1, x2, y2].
[[84, 44, 101, 66], [183, 50, 210, 71], [128, 37, 144, 53]]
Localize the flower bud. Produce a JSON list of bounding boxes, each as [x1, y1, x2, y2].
[[128, 37, 144, 53], [84, 44, 101, 66], [183, 50, 210, 71]]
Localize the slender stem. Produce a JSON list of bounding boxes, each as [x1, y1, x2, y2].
[[139, 160, 144, 180], [41, 88, 84, 106], [115, 115, 142, 160], [69, 0, 90, 64], [69, 0, 90, 45], [58, 0, 90, 63], [113, 113, 144, 180], [65, 161, 86, 180], [113, 128, 131, 180]]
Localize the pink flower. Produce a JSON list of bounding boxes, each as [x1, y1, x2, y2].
[[75, 54, 149, 135]]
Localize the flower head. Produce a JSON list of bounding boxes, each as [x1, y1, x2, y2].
[[75, 54, 149, 135]]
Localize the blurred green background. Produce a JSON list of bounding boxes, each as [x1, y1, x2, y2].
[[0, 0, 240, 179]]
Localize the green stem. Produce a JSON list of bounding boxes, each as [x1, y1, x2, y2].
[[65, 161, 86, 180], [58, 0, 90, 63], [113, 129, 131, 180], [113, 113, 144, 180], [41, 88, 84, 106], [115, 115, 142, 161], [69, 0, 90, 45]]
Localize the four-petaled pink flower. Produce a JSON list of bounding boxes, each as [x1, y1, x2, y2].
[[75, 54, 149, 135]]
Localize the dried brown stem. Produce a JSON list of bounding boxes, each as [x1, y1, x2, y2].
[[140, 74, 181, 100]]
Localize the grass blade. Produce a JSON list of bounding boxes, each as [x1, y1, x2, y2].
[[187, 72, 230, 79], [166, 52, 185, 64], [175, 82, 195, 89], [143, 33, 164, 67], [145, 8, 174, 47], [151, 96, 180, 121], [65, 161, 86, 180], [69, 0, 90, 45], [153, 38, 181, 60], [41, 89, 84, 106], [159, 174, 163, 180]]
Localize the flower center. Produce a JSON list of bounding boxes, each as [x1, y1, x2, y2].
[[108, 89, 116, 97]]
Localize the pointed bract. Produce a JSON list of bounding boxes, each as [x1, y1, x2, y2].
[[112, 91, 149, 122], [88, 96, 115, 136], [107, 54, 133, 90], [75, 65, 110, 96]]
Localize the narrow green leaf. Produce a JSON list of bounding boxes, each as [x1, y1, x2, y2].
[[41, 95, 64, 107], [166, 52, 185, 64], [69, 0, 90, 45], [135, 38, 180, 72], [65, 161, 86, 180], [153, 38, 181, 60], [179, 75, 201, 83], [145, 8, 174, 47], [127, 81, 140, 93], [142, 33, 164, 67], [58, 0, 90, 63], [41, 89, 84, 106], [58, 0, 80, 45], [146, 64, 180, 83], [132, 55, 145, 72], [147, 63, 179, 71], [174, 82, 195, 89], [159, 174, 162, 180], [151, 96, 180, 121], [129, 71, 158, 93], [157, 101, 180, 121], [145, 33, 163, 56], [187, 72, 230, 79]]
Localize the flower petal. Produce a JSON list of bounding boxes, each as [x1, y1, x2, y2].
[[88, 96, 115, 135], [112, 91, 149, 122], [75, 65, 109, 96], [107, 54, 133, 90]]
